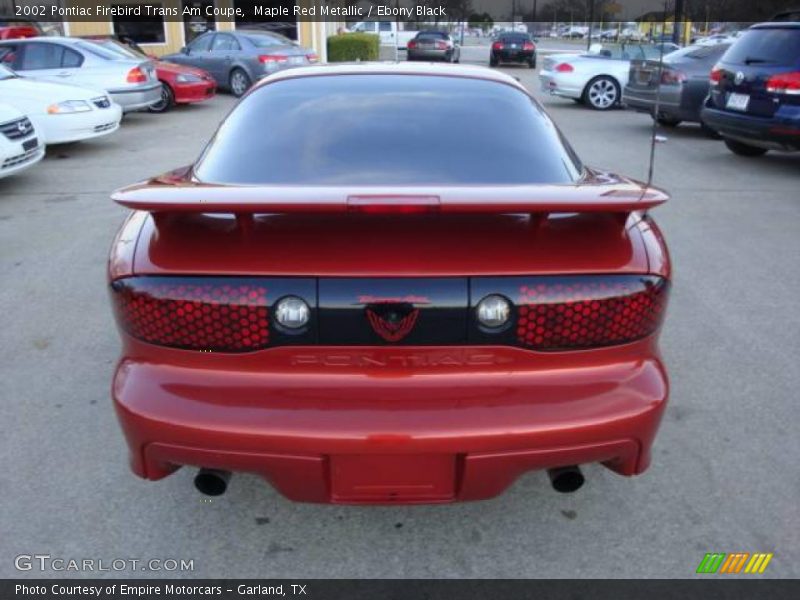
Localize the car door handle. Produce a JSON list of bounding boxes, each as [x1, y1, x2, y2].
[[56, 71, 72, 77]]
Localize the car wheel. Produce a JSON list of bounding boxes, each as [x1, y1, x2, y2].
[[148, 82, 174, 113], [655, 115, 681, 127], [229, 68, 251, 98], [700, 121, 722, 139], [489, 57, 498, 67], [528, 58, 536, 69], [723, 138, 768, 157], [454, 51, 460, 64], [584, 76, 620, 110]]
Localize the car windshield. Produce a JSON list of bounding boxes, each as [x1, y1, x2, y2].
[[417, 32, 448, 40], [0, 64, 16, 79], [194, 74, 582, 186], [665, 43, 729, 63], [721, 27, 800, 66]]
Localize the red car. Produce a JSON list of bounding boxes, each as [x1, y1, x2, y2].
[[0, 17, 42, 40], [84, 36, 216, 113], [108, 64, 671, 504]]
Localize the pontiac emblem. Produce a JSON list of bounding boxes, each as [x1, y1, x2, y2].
[[365, 303, 419, 342], [734, 71, 745, 85], [17, 121, 30, 135]]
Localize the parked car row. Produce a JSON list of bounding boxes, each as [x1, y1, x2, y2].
[[0, 27, 322, 180], [536, 20, 799, 157]]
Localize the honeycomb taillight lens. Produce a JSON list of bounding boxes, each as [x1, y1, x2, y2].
[[110, 277, 270, 352], [514, 275, 669, 350]]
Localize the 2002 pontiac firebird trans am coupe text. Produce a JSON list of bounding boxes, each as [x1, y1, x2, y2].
[[107, 63, 671, 504]]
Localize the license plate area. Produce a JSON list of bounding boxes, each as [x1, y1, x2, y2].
[[726, 92, 750, 112], [330, 454, 456, 502]]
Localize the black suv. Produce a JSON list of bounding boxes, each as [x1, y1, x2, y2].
[[701, 22, 800, 156]]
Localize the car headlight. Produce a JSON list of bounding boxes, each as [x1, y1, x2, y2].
[[47, 100, 92, 114], [175, 73, 204, 83]]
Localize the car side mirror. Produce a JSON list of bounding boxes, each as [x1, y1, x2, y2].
[[180, 46, 189, 54]]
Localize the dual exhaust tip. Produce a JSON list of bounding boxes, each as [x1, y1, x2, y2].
[[193, 465, 585, 497]]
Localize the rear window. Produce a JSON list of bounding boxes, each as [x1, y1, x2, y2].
[[417, 32, 448, 40], [500, 34, 531, 42], [722, 28, 800, 66], [194, 75, 582, 186]]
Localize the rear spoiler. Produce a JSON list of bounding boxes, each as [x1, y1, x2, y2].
[[111, 168, 668, 220]]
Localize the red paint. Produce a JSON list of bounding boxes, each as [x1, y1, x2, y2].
[[107, 67, 672, 503]]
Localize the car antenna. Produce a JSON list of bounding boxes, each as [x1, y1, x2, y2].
[[646, 0, 671, 188]]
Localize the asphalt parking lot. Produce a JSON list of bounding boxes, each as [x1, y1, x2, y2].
[[1, 41, 798, 579]]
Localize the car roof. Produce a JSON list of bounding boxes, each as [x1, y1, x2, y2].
[[0, 36, 81, 45], [253, 62, 527, 92], [751, 21, 800, 29]]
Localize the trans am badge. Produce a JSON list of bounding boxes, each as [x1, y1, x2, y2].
[[366, 303, 420, 342]]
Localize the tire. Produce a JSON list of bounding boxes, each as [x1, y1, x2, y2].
[[229, 68, 251, 98], [700, 121, 722, 139], [529, 58, 536, 69], [724, 138, 768, 157], [148, 82, 174, 113], [583, 76, 620, 110], [489, 58, 498, 67], [655, 115, 681, 127]]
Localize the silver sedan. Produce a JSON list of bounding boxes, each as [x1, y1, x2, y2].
[[0, 37, 160, 112]]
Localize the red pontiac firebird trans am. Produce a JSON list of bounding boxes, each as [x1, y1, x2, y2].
[[108, 63, 671, 504]]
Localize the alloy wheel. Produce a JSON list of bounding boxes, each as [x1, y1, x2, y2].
[[587, 78, 618, 110]]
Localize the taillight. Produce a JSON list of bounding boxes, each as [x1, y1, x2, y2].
[[661, 68, 687, 84], [766, 71, 800, 95], [111, 277, 271, 352], [523, 41, 535, 51], [259, 54, 288, 64], [709, 65, 722, 85], [126, 67, 147, 83], [514, 276, 668, 350], [436, 41, 448, 50], [347, 195, 441, 214], [407, 40, 417, 49], [492, 41, 504, 50], [306, 52, 319, 63], [555, 62, 574, 73]]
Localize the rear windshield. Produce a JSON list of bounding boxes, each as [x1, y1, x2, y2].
[[665, 43, 729, 63], [194, 75, 582, 185], [500, 34, 531, 42], [417, 32, 448, 40], [722, 28, 800, 66], [241, 32, 293, 47]]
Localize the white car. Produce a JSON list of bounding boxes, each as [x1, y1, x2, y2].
[[0, 65, 121, 144], [539, 43, 666, 110], [0, 103, 45, 180], [0, 37, 160, 112]]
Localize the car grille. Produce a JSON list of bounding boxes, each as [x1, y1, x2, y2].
[[2, 146, 40, 170], [93, 96, 111, 109], [0, 117, 34, 141], [94, 122, 117, 133]]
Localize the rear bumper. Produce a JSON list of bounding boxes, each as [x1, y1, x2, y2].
[[113, 339, 669, 503], [109, 84, 162, 113], [701, 102, 800, 151], [622, 87, 697, 122], [492, 49, 535, 63], [539, 71, 584, 100], [407, 49, 450, 61]]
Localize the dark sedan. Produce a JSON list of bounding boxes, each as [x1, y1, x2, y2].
[[701, 22, 800, 155], [163, 29, 317, 97], [490, 33, 537, 68], [624, 43, 730, 133], [407, 31, 460, 63]]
